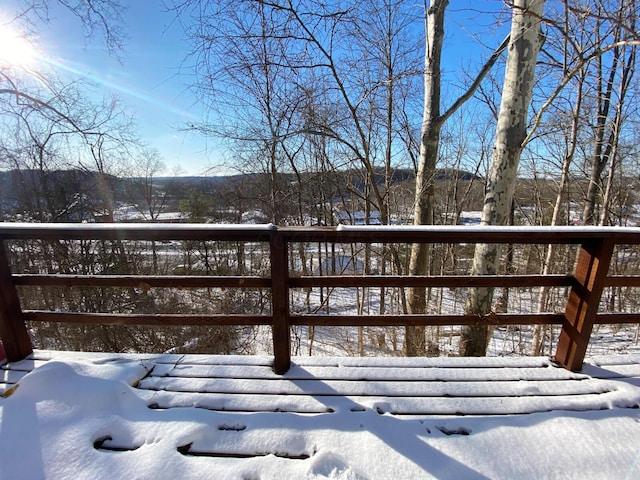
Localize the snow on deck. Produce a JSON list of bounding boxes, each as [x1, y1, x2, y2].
[[1, 351, 640, 479]]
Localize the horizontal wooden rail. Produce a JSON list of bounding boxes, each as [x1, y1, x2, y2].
[[22, 311, 270, 326], [289, 274, 575, 289], [591, 313, 640, 324], [0, 222, 639, 373], [604, 276, 640, 287], [13, 274, 271, 289], [14, 274, 574, 289], [281, 224, 640, 245], [1, 222, 639, 243], [289, 313, 566, 327], [0, 223, 276, 241]]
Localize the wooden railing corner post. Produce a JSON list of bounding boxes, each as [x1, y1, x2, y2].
[[554, 238, 615, 371], [0, 240, 33, 362], [270, 228, 291, 374]]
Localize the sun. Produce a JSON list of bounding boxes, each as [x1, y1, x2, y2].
[[0, 24, 38, 69]]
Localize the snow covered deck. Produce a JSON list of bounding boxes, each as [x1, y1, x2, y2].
[[2, 351, 640, 479]]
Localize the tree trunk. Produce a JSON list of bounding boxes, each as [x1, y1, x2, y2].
[[582, 3, 622, 226], [599, 38, 636, 225], [461, 0, 545, 357], [406, 0, 447, 357]]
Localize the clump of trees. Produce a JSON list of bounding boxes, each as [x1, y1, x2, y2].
[[171, 0, 639, 356], [2, 0, 640, 357]]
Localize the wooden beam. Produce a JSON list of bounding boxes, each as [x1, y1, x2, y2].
[[13, 274, 271, 289], [555, 239, 615, 371], [0, 241, 32, 361], [22, 311, 270, 326], [290, 274, 574, 289], [0, 223, 275, 242], [604, 275, 640, 287], [290, 313, 565, 326], [270, 231, 291, 374], [2, 222, 640, 245], [595, 313, 640, 324]]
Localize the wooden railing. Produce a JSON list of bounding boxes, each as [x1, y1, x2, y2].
[[1, 223, 639, 373]]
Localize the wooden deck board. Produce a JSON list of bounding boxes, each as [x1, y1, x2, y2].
[[139, 376, 612, 397], [582, 363, 640, 378], [138, 389, 638, 416], [0, 369, 26, 384], [149, 363, 589, 381], [2, 350, 640, 416]]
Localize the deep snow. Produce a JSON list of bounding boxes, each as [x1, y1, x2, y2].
[[2, 352, 640, 479]]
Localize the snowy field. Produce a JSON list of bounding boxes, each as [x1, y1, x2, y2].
[[282, 283, 640, 359]]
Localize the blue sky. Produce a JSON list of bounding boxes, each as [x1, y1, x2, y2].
[[3, 1, 510, 177], [2, 1, 215, 176], [36, 2, 215, 176]]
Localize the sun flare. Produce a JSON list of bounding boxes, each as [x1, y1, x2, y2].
[[0, 24, 38, 68]]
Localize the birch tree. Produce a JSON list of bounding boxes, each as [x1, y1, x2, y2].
[[460, 0, 545, 357], [406, 0, 509, 355]]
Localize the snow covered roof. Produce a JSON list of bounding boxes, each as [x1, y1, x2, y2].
[[2, 350, 640, 479]]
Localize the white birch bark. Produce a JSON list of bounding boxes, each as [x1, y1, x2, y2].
[[406, 0, 512, 356], [461, 0, 545, 356]]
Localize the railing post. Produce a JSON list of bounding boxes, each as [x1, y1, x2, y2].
[[554, 238, 614, 371], [270, 228, 291, 374], [0, 240, 32, 361]]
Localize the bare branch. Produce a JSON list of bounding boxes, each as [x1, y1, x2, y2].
[[522, 39, 640, 147], [0, 88, 85, 133], [440, 34, 510, 124]]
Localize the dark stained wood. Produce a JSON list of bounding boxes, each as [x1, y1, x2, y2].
[[13, 274, 271, 289], [279, 225, 640, 245], [290, 274, 574, 289], [0, 241, 33, 361], [23, 311, 270, 326], [0, 223, 639, 374], [290, 313, 565, 326], [605, 276, 640, 287], [1, 222, 639, 244], [270, 231, 291, 374], [0, 223, 275, 242], [555, 239, 616, 371], [15, 273, 573, 290], [591, 313, 640, 324]]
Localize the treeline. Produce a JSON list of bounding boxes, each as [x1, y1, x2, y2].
[[4, 166, 638, 228], [0, 167, 483, 224], [2, 1, 640, 357]]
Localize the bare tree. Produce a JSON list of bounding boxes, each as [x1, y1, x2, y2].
[[2, 0, 135, 204], [581, 0, 638, 225], [406, 0, 510, 355], [460, 0, 545, 357], [13, 0, 127, 55], [514, 0, 640, 353]]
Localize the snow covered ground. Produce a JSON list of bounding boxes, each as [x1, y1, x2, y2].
[[283, 281, 640, 359], [1, 351, 640, 479]]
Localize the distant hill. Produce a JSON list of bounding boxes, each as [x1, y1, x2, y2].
[[151, 168, 481, 188]]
